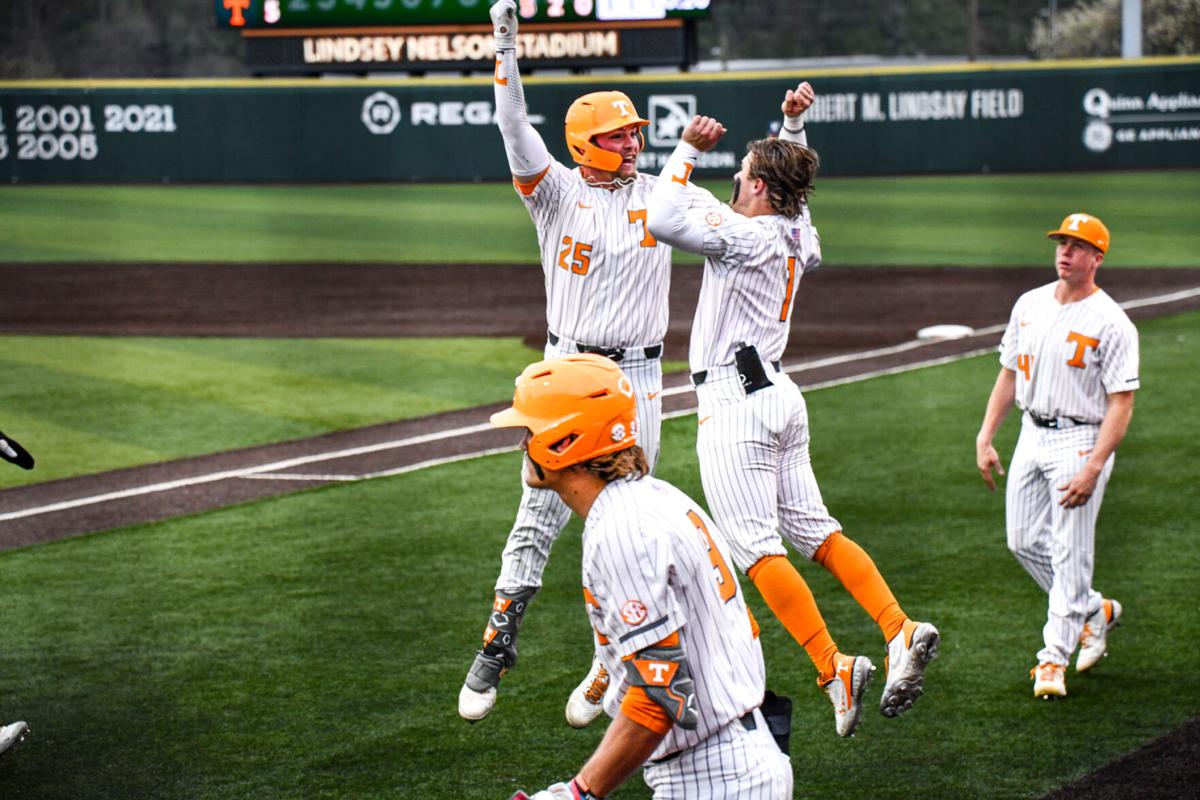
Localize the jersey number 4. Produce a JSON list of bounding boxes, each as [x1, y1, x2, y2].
[[687, 510, 737, 603]]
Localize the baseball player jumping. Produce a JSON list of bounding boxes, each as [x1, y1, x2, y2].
[[497, 354, 793, 800], [645, 85, 940, 736], [976, 213, 1137, 700], [459, 0, 705, 726]]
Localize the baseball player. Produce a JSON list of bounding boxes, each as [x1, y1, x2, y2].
[[460, 0, 706, 726], [976, 213, 1137, 700], [0, 429, 31, 759], [496, 354, 792, 800], [645, 85, 940, 737]]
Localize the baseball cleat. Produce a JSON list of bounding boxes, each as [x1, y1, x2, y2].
[[458, 683, 498, 722], [1032, 662, 1067, 699], [0, 721, 29, 758], [1076, 598, 1122, 673], [565, 655, 610, 729], [821, 653, 875, 737], [459, 649, 508, 722], [880, 619, 940, 718]]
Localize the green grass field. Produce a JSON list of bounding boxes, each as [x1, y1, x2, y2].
[[0, 311, 1196, 799], [2, 170, 1198, 265], [1, 171, 1198, 797]]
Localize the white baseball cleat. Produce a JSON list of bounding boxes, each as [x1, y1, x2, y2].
[[458, 684, 497, 722], [880, 619, 940, 718], [1032, 662, 1067, 699], [821, 653, 875, 737], [1077, 598, 1122, 673], [0, 720, 28, 758], [565, 655, 610, 729]]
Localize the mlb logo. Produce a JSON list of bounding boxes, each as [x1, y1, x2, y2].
[[648, 95, 697, 147]]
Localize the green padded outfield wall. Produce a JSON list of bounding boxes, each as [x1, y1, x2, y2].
[[1, 59, 1197, 182]]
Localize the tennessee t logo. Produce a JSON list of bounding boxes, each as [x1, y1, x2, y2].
[[671, 163, 694, 186], [224, 0, 250, 27], [1066, 331, 1100, 368]]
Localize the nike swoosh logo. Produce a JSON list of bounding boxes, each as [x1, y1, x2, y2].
[[647, 391, 659, 400], [1019, 321, 1029, 327], [577, 201, 592, 209], [698, 415, 711, 425]]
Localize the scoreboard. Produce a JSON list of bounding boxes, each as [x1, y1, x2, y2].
[[216, 0, 711, 29], [215, 0, 711, 74]]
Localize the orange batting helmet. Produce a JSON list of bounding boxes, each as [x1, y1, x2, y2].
[[491, 354, 638, 470], [1047, 212, 1110, 253], [564, 91, 649, 172]]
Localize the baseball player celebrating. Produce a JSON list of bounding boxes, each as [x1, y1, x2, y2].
[[496, 354, 792, 800], [645, 85, 939, 736], [976, 213, 1137, 700], [460, 0, 705, 726]]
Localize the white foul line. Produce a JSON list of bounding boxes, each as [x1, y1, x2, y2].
[[3, 286, 1196, 523]]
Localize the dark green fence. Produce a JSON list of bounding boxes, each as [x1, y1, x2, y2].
[[1, 59, 1197, 182]]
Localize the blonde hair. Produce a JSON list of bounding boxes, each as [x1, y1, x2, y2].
[[580, 445, 649, 483], [746, 138, 820, 217]]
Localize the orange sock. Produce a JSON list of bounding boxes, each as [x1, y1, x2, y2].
[[813, 531, 908, 643], [747, 554, 838, 682]]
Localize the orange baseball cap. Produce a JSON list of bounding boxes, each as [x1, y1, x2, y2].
[[1047, 213, 1110, 253]]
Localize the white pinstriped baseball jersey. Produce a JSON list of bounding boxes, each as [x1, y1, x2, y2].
[[581, 476, 767, 761], [519, 163, 674, 349], [642, 142, 821, 371], [1000, 283, 1140, 422]]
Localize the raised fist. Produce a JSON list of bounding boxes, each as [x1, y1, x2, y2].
[[491, 0, 518, 49]]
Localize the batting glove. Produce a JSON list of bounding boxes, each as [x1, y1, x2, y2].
[[529, 778, 598, 799], [491, 0, 518, 50]]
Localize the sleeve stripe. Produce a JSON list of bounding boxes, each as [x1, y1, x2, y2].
[[619, 614, 671, 643]]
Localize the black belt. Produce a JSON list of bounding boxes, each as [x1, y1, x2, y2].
[[1028, 413, 1092, 429], [548, 330, 662, 363], [649, 710, 756, 764], [692, 362, 781, 386]]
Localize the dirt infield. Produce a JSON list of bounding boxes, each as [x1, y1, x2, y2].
[[1, 261, 1198, 795]]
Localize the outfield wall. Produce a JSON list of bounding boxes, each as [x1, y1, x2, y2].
[[1, 58, 1197, 182]]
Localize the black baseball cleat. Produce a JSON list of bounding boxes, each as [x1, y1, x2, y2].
[[0, 430, 35, 470]]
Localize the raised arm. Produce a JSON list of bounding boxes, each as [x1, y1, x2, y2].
[[646, 115, 726, 254], [778, 81, 814, 147], [490, 0, 551, 180]]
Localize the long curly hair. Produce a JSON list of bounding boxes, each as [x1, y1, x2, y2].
[[746, 138, 820, 217]]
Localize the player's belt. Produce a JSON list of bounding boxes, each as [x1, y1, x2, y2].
[[1027, 413, 1095, 429], [547, 330, 663, 362], [692, 361, 782, 387], [649, 709, 758, 764]]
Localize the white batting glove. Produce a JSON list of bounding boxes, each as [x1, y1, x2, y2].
[[491, 0, 518, 50], [529, 779, 592, 799]]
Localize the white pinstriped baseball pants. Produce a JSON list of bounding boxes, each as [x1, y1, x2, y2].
[[495, 341, 663, 591], [642, 708, 792, 800], [694, 366, 841, 574], [1006, 414, 1112, 666]]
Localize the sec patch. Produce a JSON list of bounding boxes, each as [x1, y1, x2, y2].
[[621, 599, 648, 625], [705, 211, 723, 227]]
